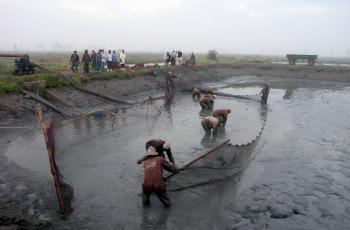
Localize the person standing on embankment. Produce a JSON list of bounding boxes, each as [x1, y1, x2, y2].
[[101, 49, 106, 72], [70, 51, 80, 74], [82, 50, 91, 74], [119, 49, 126, 71], [112, 50, 118, 70], [90, 50, 97, 71], [96, 50, 102, 72]]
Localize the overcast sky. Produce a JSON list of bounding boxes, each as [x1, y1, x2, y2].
[[0, 0, 349, 56]]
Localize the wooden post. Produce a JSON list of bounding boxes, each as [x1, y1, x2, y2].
[[36, 104, 66, 220], [166, 139, 230, 180]]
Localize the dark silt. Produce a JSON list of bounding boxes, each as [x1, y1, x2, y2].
[[1, 77, 350, 229]]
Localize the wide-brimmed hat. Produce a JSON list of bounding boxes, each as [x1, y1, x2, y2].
[[163, 142, 171, 150], [147, 146, 158, 156]]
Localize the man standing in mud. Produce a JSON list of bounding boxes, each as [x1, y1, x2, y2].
[[260, 83, 270, 104], [165, 71, 177, 93], [70, 51, 80, 74], [213, 109, 231, 126], [199, 94, 216, 110], [201, 116, 219, 135], [192, 87, 201, 100], [142, 146, 180, 207], [137, 139, 175, 165], [164, 71, 177, 108]]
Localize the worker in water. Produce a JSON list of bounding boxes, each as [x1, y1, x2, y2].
[[164, 71, 177, 108], [192, 87, 201, 100], [142, 146, 180, 207], [165, 71, 177, 93], [82, 50, 91, 74], [199, 94, 216, 110], [213, 109, 231, 126], [201, 116, 219, 135], [260, 83, 270, 104], [137, 139, 175, 165], [70, 51, 80, 74]]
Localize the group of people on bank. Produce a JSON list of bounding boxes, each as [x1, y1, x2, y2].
[[70, 49, 197, 74], [138, 81, 270, 207], [164, 50, 196, 66], [70, 49, 127, 74]]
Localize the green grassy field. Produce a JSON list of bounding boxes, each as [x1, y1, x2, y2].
[[0, 52, 278, 95], [0, 51, 349, 95]]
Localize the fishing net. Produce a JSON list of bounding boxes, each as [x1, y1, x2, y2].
[[37, 88, 268, 218], [167, 110, 267, 191]]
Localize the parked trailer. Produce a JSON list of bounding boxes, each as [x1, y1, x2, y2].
[[286, 54, 318, 66]]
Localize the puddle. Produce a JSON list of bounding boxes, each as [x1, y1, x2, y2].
[[3, 130, 51, 178]]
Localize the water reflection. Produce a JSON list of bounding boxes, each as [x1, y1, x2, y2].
[[141, 208, 170, 230], [283, 87, 295, 99]]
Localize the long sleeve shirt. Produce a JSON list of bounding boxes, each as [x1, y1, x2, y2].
[[143, 156, 177, 193], [213, 109, 229, 123], [119, 52, 126, 64], [138, 139, 175, 165]]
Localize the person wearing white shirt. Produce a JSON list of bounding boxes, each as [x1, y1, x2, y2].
[[100, 50, 106, 72], [119, 49, 126, 71], [107, 50, 113, 72]]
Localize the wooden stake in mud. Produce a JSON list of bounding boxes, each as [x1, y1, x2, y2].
[[166, 139, 230, 180], [23, 90, 67, 118], [36, 104, 66, 220]]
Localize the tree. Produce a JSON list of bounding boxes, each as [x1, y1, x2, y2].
[[207, 49, 218, 60]]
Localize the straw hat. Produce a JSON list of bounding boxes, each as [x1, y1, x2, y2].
[[163, 142, 171, 150], [147, 146, 158, 156]]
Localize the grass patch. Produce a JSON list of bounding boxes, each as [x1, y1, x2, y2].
[[72, 75, 90, 85], [0, 72, 69, 94], [0, 62, 14, 75], [0, 81, 21, 95]]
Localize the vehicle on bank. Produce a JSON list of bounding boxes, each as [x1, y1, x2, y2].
[[286, 54, 318, 66], [0, 54, 37, 75]]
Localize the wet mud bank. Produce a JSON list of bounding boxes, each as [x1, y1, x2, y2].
[[1, 63, 350, 121], [1, 64, 350, 229]]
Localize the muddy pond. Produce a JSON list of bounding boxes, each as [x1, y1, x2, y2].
[[2, 76, 350, 230]]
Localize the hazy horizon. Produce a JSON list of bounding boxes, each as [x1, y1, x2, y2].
[[1, 0, 349, 57]]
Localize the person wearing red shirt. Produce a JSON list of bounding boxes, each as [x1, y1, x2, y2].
[[213, 109, 231, 126], [142, 146, 180, 207]]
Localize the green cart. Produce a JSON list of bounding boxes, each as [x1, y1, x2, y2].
[[286, 54, 318, 66]]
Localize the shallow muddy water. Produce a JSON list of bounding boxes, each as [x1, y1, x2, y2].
[[1, 77, 350, 229]]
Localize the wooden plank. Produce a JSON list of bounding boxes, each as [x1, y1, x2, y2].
[[44, 89, 73, 107], [166, 139, 230, 180], [22, 90, 67, 118]]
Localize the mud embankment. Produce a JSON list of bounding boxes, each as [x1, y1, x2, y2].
[[1, 63, 350, 121]]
